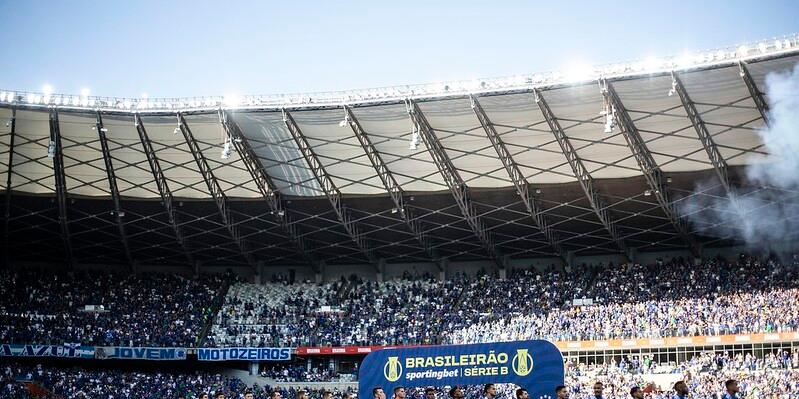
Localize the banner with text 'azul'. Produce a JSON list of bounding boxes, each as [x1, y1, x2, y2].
[[0, 343, 94, 359], [95, 347, 187, 361], [359, 341, 563, 399], [197, 347, 291, 362]]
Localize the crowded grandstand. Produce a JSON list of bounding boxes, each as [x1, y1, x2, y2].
[[1, 7, 799, 397]]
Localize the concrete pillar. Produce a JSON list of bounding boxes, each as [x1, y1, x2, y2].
[[249, 361, 260, 376], [627, 247, 638, 263], [694, 243, 704, 265], [315, 261, 326, 284], [254, 261, 264, 284], [499, 255, 510, 280], [376, 259, 386, 283], [438, 259, 449, 281], [330, 357, 337, 372], [193, 260, 201, 277], [566, 250, 576, 269]]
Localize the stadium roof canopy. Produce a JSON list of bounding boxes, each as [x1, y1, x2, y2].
[[1, 35, 798, 270]]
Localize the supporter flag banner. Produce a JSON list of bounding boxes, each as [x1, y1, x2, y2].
[[197, 347, 291, 362], [359, 340, 563, 399], [0, 343, 94, 359], [95, 347, 187, 361]]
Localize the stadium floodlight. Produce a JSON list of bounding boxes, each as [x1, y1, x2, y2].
[[221, 139, 232, 159], [643, 57, 661, 72], [564, 63, 595, 83], [737, 45, 749, 57], [603, 112, 614, 134], [42, 85, 53, 104], [47, 141, 56, 158], [668, 74, 677, 97], [223, 95, 241, 107], [339, 109, 351, 127], [409, 130, 420, 150]]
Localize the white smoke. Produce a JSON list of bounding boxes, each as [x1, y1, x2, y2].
[[680, 63, 799, 252]]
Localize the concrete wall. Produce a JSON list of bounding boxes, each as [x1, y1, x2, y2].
[[7, 246, 774, 283]]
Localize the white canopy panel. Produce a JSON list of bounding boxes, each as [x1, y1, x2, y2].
[[418, 98, 511, 188], [101, 114, 162, 198], [235, 112, 323, 197], [543, 85, 642, 180], [0, 108, 12, 190], [291, 108, 387, 195], [58, 113, 111, 197], [612, 75, 711, 173], [477, 92, 577, 184], [10, 110, 53, 194], [139, 115, 207, 199], [679, 66, 767, 166], [182, 113, 262, 198], [352, 103, 448, 192]]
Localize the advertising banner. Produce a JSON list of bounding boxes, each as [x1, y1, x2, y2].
[[95, 347, 187, 361], [197, 347, 291, 362], [0, 343, 94, 359], [358, 340, 563, 399]]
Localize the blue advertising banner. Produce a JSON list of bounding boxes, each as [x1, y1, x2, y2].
[[197, 347, 291, 362], [95, 347, 187, 361], [358, 341, 563, 399], [0, 343, 94, 359]]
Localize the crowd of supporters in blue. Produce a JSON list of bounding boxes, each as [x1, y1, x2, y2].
[[1, 354, 798, 398], [206, 254, 799, 347], [1, 254, 796, 349], [0, 271, 231, 347], [1, 253, 798, 398]]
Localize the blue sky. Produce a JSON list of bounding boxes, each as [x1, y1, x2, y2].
[[1, 0, 797, 98]]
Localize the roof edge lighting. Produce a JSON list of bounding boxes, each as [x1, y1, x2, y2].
[[1, 34, 798, 112]]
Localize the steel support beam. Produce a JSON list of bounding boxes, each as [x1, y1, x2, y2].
[[343, 105, 445, 270], [407, 100, 506, 270], [470, 95, 567, 262], [220, 110, 324, 272], [533, 89, 629, 256], [49, 108, 75, 268], [672, 74, 734, 194], [3, 106, 15, 267], [134, 113, 194, 266], [738, 61, 771, 127], [95, 112, 135, 270], [281, 109, 379, 266], [604, 82, 701, 257], [177, 113, 257, 270]]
